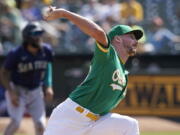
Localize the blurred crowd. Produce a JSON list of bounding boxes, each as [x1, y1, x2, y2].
[[0, 0, 180, 55]]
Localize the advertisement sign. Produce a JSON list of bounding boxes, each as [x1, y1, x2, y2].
[[113, 76, 180, 116]]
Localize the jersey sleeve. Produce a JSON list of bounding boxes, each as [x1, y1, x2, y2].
[[93, 35, 111, 63], [48, 49, 54, 62], [3, 50, 18, 71], [44, 44, 54, 62]]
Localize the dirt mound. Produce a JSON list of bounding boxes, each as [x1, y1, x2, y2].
[[0, 117, 34, 135], [0, 116, 180, 134]]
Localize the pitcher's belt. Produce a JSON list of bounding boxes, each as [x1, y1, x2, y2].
[[75, 106, 100, 121]]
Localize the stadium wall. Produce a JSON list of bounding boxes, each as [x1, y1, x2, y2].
[[0, 55, 180, 116]]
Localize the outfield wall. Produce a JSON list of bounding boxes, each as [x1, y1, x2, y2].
[[0, 55, 180, 116], [113, 75, 180, 116]]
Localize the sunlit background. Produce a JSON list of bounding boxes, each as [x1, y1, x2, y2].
[[0, 0, 180, 135]]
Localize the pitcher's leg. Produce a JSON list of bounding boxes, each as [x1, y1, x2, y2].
[[89, 113, 139, 135], [44, 99, 93, 135]]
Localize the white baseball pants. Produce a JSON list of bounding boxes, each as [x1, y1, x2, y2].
[[44, 98, 139, 135]]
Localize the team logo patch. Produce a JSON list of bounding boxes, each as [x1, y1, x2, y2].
[[110, 69, 126, 91]]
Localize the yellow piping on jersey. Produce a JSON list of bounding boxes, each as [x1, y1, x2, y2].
[[119, 57, 125, 65], [96, 42, 109, 53]]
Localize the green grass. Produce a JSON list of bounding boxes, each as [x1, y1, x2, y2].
[[141, 131, 180, 135]]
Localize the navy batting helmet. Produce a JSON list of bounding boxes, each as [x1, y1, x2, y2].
[[22, 22, 44, 40], [22, 22, 45, 48]]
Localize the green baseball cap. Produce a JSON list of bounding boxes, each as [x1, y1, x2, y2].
[[108, 25, 143, 42]]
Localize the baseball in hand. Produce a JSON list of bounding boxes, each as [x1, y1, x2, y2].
[[43, 6, 56, 20], [42, 7, 50, 18]]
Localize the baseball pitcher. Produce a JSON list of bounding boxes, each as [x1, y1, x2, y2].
[[43, 6, 143, 135]]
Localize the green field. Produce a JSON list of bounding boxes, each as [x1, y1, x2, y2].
[[142, 132, 180, 135], [1, 132, 180, 135]]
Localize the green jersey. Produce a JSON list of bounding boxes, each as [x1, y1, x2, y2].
[[69, 41, 128, 115]]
